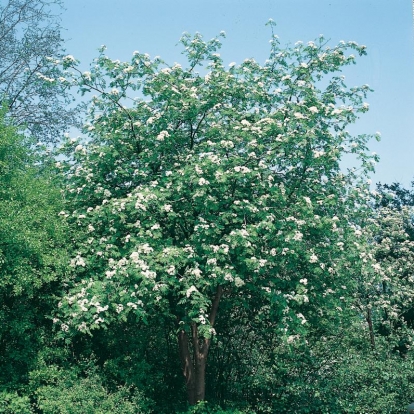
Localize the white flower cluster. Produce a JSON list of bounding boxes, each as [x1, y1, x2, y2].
[[234, 277, 245, 287], [36, 73, 55, 82], [199, 309, 207, 324], [198, 177, 209, 186], [292, 231, 303, 241], [309, 254, 318, 263], [220, 140, 234, 149], [190, 267, 202, 278], [63, 54, 76, 63], [294, 112, 306, 119], [186, 285, 198, 298], [157, 130, 169, 141], [134, 189, 158, 211], [210, 244, 229, 254], [296, 313, 307, 324], [70, 255, 86, 267], [313, 150, 325, 158], [234, 166, 251, 174]]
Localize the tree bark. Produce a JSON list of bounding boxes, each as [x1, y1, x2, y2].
[[178, 285, 223, 405], [195, 352, 206, 401], [178, 328, 196, 404]]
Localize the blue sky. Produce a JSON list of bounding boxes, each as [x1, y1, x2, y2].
[[61, 0, 414, 186]]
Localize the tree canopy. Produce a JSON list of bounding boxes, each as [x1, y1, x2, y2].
[[53, 27, 381, 406]]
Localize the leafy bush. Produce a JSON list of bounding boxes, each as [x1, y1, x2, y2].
[[0, 391, 32, 414], [31, 361, 152, 414], [178, 400, 252, 414]]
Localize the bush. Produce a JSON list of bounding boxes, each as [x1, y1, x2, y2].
[[0, 392, 32, 414], [31, 363, 152, 414]]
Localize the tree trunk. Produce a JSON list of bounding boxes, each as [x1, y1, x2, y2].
[[194, 343, 207, 402], [178, 329, 196, 404], [178, 285, 223, 405]]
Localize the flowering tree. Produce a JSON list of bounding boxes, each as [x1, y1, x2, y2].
[[358, 185, 414, 352], [55, 25, 377, 404]]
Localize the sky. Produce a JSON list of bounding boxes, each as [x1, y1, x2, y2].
[[60, 0, 414, 187]]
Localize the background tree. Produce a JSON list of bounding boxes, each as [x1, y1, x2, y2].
[[0, 0, 79, 143], [54, 26, 378, 408], [365, 182, 414, 353], [375, 181, 414, 210], [0, 106, 69, 408]]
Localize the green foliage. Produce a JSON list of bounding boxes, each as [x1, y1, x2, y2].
[[204, 318, 414, 413], [56, 28, 374, 338], [33, 366, 150, 414], [0, 107, 69, 394], [52, 27, 382, 407], [0, 107, 68, 296], [178, 401, 251, 414], [0, 391, 32, 414]]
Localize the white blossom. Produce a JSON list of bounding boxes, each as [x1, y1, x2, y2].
[[372, 263, 381, 272], [234, 277, 245, 287], [186, 285, 198, 298], [106, 270, 116, 279], [140, 243, 154, 254], [296, 313, 307, 324], [294, 112, 305, 119], [156, 130, 169, 141], [130, 251, 139, 262], [309, 254, 318, 263], [191, 268, 202, 278], [293, 231, 303, 241], [313, 150, 325, 158], [239, 229, 249, 238], [224, 273, 234, 282], [70, 255, 86, 267], [63, 55, 76, 63], [198, 177, 209, 186]]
